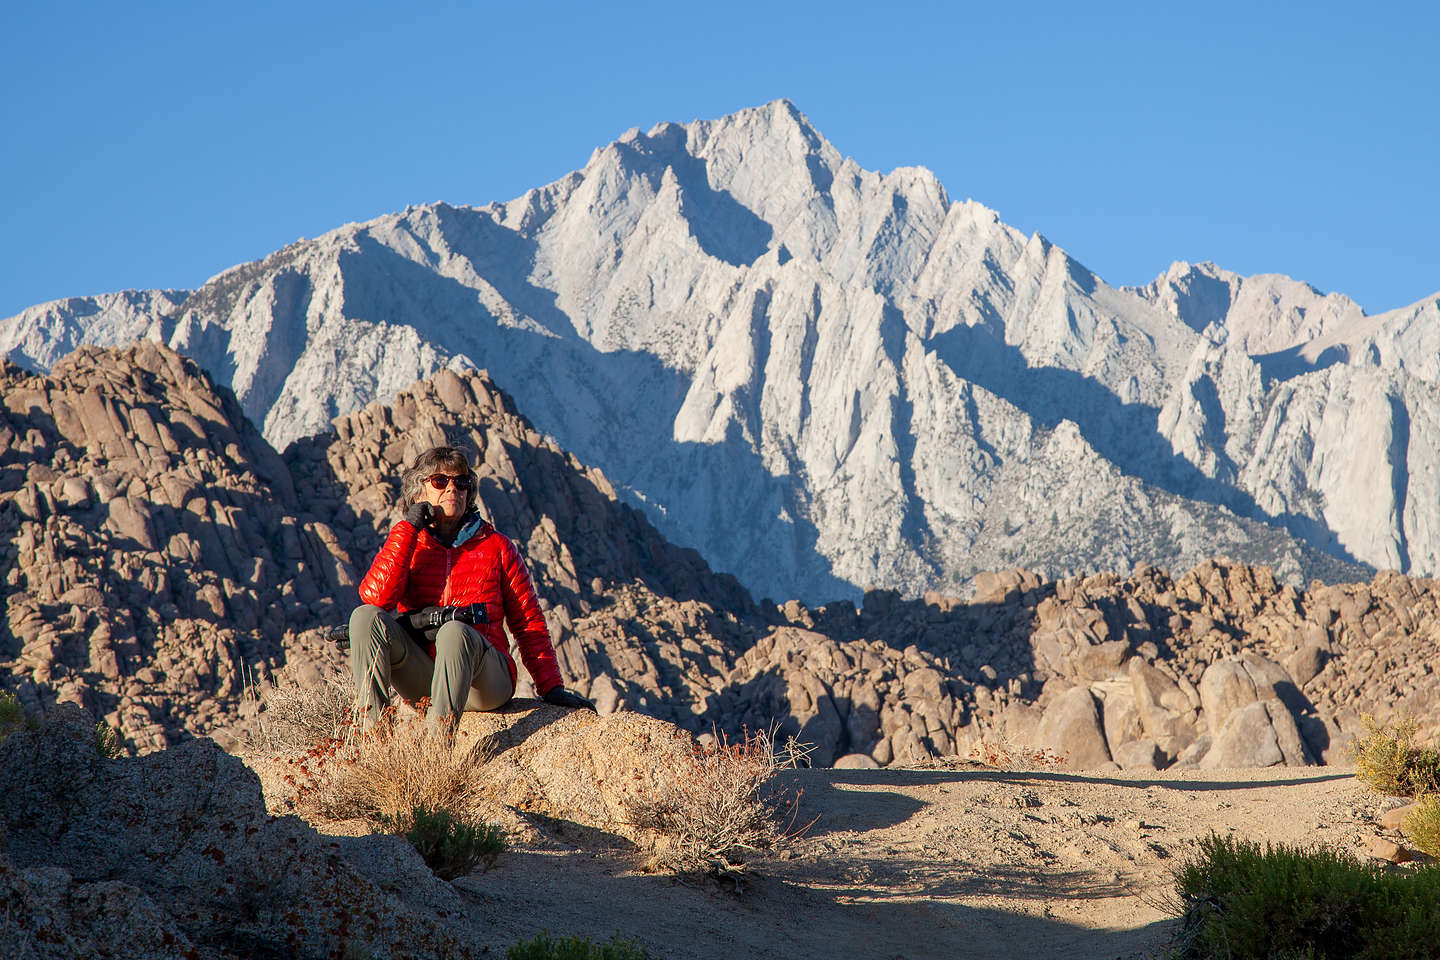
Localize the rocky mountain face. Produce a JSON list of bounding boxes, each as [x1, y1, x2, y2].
[[5, 101, 1432, 603], [0, 288, 188, 371], [3, 344, 1436, 773]]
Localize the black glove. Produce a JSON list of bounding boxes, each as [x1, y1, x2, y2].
[[405, 501, 433, 530], [544, 686, 597, 712]]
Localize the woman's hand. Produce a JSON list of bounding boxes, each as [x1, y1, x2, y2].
[[405, 501, 434, 530], [543, 686, 597, 712]]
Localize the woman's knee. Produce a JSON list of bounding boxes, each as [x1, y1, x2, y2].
[[349, 604, 387, 634], [432, 621, 479, 662]]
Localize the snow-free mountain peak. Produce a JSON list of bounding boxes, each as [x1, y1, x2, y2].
[[4, 101, 1435, 602]]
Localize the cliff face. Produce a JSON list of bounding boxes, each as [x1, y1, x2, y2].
[[5, 101, 1432, 602]]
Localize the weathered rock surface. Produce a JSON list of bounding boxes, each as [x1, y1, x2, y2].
[[450, 705, 708, 851], [0, 703, 481, 959], [0, 344, 337, 752], [1037, 686, 1111, 769]]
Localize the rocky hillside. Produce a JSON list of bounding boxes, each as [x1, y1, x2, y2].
[[5, 100, 1431, 603], [0, 343, 754, 751], [0, 343, 338, 751], [3, 344, 1436, 771]]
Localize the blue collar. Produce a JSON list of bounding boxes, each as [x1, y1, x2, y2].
[[451, 510, 489, 547]]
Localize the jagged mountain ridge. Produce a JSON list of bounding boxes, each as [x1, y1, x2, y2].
[[4, 100, 1436, 601]]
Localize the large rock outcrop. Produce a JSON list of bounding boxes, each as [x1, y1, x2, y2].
[[5, 344, 1440, 771], [0, 703, 481, 959], [0, 344, 345, 751]]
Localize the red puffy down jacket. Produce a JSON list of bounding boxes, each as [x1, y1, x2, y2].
[[357, 515, 563, 695]]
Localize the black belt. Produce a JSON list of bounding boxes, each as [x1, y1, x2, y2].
[[326, 604, 490, 650]]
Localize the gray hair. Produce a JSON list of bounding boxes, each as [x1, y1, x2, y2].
[[399, 446, 478, 514]]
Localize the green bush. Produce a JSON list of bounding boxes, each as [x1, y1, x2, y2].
[[1349, 715, 1440, 798], [1170, 834, 1440, 959], [0, 690, 38, 745], [378, 804, 505, 880], [95, 722, 123, 759], [1401, 794, 1440, 860], [506, 932, 651, 960], [0, 690, 24, 737]]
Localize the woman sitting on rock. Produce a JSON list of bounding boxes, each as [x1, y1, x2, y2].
[[349, 445, 594, 725]]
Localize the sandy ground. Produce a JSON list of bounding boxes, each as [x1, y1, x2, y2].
[[447, 763, 1388, 960]]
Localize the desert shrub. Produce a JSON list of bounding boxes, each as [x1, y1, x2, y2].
[[0, 690, 26, 744], [246, 670, 357, 754], [507, 932, 650, 960], [625, 727, 810, 878], [967, 739, 1066, 768], [0, 691, 42, 749], [1349, 715, 1440, 798], [285, 710, 480, 826], [1169, 833, 1440, 959], [1401, 794, 1440, 860], [378, 803, 506, 880], [1, 692, 120, 758]]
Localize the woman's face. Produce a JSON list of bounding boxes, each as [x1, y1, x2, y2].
[[417, 469, 472, 522]]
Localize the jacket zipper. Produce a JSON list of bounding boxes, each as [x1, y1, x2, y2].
[[441, 545, 454, 606]]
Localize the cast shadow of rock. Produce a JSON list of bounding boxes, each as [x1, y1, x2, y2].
[[526, 814, 639, 853], [773, 773, 926, 836], [818, 766, 1353, 793], [459, 846, 1178, 960]]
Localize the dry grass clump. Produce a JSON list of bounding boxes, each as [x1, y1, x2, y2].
[[625, 727, 811, 879], [246, 671, 357, 755], [507, 932, 651, 960], [1348, 715, 1440, 798], [279, 706, 480, 826], [1401, 794, 1440, 860], [967, 739, 1066, 768]]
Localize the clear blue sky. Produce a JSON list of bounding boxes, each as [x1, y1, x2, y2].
[[4, 1, 1437, 319]]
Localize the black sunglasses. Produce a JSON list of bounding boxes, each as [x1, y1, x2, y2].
[[425, 473, 474, 492]]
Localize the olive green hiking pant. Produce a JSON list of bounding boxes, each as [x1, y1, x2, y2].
[[348, 604, 514, 726]]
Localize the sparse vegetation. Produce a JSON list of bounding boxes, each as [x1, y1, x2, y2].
[[246, 670, 357, 754], [1, 691, 122, 758], [507, 932, 651, 960], [0, 690, 40, 747], [624, 727, 811, 879], [94, 722, 123, 759], [967, 739, 1066, 768], [1401, 794, 1440, 860], [379, 803, 506, 880], [285, 708, 480, 826], [0, 690, 26, 743], [1168, 834, 1440, 959], [1349, 715, 1440, 798]]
